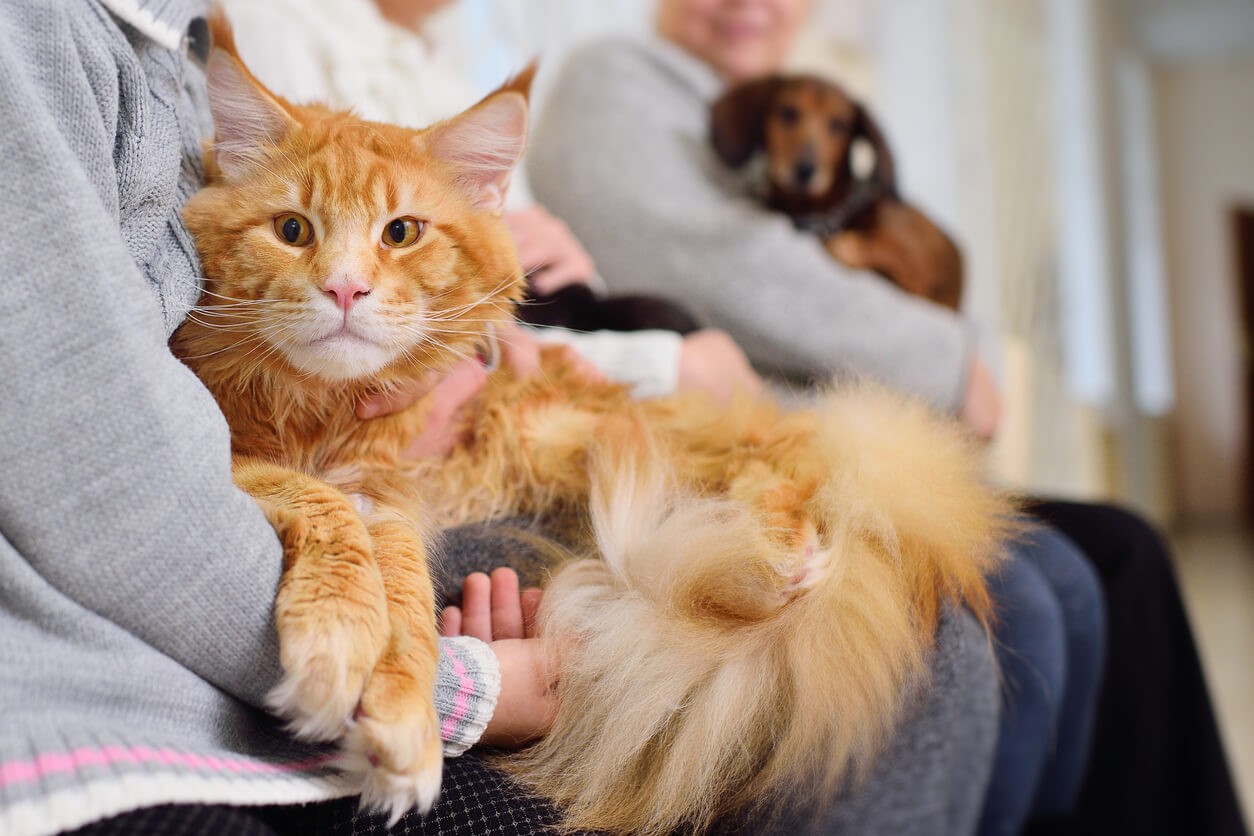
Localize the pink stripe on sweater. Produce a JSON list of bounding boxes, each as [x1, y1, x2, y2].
[[0, 745, 336, 790], [440, 651, 474, 742]]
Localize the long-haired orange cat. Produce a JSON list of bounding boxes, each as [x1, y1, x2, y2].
[[173, 17, 1014, 835]]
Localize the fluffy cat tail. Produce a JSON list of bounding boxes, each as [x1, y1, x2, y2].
[[500, 386, 1015, 835]]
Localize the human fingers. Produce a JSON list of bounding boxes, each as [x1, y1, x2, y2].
[[489, 567, 524, 640], [505, 207, 553, 267], [505, 207, 596, 291], [356, 370, 440, 420], [400, 359, 488, 459], [678, 329, 762, 405], [520, 587, 543, 639], [547, 345, 605, 384], [959, 357, 1001, 442], [497, 321, 542, 379], [458, 572, 493, 641], [438, 605, 462, 637], [528, 260, 594, 297]]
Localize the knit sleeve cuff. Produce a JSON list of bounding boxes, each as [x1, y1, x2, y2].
[[436, 636, 502, 757]]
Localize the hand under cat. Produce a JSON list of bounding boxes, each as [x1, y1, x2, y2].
[[505, 205, 598, 296], [439, 568, 557, 747], [355, 322, 601, 458]]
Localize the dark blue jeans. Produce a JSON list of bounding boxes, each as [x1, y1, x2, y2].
[[978, 524, 1106, 836]]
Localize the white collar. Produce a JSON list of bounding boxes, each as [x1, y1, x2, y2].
[[98, 0, 190, 51]]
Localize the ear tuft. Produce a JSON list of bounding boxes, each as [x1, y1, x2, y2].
[[852, 103, 899, 198], [204, 10, 296, 178], [421, 68, 535, 215]]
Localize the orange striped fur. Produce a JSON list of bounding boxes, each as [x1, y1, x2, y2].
[[172, 15, 1016, 834]]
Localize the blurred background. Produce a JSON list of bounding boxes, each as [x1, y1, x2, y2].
[[434, 0, 1254, 811]]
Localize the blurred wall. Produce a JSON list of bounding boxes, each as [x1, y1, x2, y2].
[[449, 0, 1254, 518], [1155, 57, 1254, 521]]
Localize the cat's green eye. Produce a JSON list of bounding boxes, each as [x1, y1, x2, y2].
[[382, 217, 424, 248], [273, 213, 314, 247]]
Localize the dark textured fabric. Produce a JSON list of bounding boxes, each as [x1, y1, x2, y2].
[[64, 804, 280, 836], [61, 757, 567, 836], [257, 756, 571, 836], [1024, 500, 1250, 836], [433, 516, 590, 605], [519, 284, 702, 335]]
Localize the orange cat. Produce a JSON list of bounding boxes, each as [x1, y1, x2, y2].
[[172, 18, 1015, 836]]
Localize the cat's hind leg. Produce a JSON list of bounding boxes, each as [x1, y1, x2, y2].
[[232, 458, 391, 742]]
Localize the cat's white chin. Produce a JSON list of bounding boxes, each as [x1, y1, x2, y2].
[[280, 332, 395, 382]]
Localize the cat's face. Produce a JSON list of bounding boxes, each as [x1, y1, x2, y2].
[[184, 41, 530, 384]]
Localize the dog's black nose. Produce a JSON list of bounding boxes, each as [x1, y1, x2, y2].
[[794, 161, 817, 186]]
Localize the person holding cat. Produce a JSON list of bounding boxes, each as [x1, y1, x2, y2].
[[0, 2, 574, 834], [0, 3, 999, 836], [528, 0, 1248, 834], [209, 1, 1009, 834]]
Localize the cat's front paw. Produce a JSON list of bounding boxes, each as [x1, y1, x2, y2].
[[267, 563, 392, 742], [342, 650, 444, 825]]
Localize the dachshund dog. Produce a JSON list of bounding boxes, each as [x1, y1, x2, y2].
[[711, 75, 963, 310]]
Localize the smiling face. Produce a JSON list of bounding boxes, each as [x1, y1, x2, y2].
[[183, 45, 529, 386], [656, 0, 809, 83]]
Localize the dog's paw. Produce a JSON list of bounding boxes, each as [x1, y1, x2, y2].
[[267, 596, 391, 742], [342, 692, 443, 826], [828, 231, 872, 268]]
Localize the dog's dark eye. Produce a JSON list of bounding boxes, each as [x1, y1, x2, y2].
[[777, 105, 800, 125], [829, 118, 849, 134]]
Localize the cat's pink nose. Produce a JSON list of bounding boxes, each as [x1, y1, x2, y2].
[[322, 278, 371, 313]]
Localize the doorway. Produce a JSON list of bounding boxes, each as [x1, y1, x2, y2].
[[1234, 205, 1254, 522]]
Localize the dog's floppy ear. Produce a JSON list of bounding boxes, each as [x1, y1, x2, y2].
[[852, 103, 898, 197], [710, 77, 780, 168]]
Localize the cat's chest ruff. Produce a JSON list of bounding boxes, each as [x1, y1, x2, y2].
[[224, 392, 417, 474]]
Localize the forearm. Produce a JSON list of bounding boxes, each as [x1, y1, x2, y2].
[[0, 18, 285, 707], [530, 39, 974, 412]]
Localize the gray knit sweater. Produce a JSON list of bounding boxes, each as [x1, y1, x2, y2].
[[530, 36, 974, 412], [0, 3, 497, 834], [0, 7, 1000, 835]]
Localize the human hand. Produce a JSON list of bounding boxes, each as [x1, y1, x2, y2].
[[678, 329, 763, 405], [505, 205, 597, 296], [496, 319, 605, 384], [494, 320, 543, 380], [959, 356, 1001, 442], [439, 568, 555, 747], [355, 358, 488, 459]]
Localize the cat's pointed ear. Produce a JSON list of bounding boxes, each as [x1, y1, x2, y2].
[[204, 10, 297, 178], [421, 63, 537, 215]]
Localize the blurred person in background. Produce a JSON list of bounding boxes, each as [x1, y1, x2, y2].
[[529, 0, 1248, 833]]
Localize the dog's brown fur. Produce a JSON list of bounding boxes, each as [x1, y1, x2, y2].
[[711, 75, 964, 310], [173, 18, 1013, 834]]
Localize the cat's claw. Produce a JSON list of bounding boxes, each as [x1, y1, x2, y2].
[[342, 708, 443, 826], [267, 609, 390, 742]]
